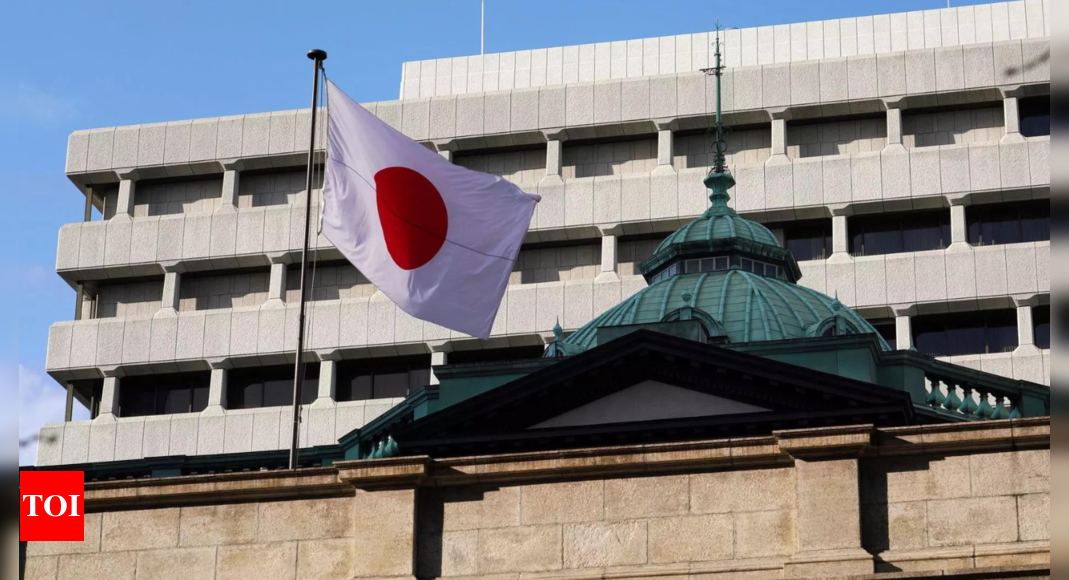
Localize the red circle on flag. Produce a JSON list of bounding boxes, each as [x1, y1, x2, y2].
[[374, 166, 449, 270]]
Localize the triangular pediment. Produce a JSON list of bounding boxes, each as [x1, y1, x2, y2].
[[391, 330, 915, 457], [530, 380, 770, 429]]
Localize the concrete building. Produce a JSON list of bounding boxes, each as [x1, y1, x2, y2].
[[22, 3, 1051, 580], [38, 1, 1048, 470]]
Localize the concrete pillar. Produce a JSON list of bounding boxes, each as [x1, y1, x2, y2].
[[267, 261, 288, 305], [159, 271, 181, 315], [950, 204, 969, 247], [545, 139, 563, 177], [657, 129, 674, 167], [885, 106, 904, 149], [771, 118, 788, 160], [1002, 96, 1024, 142], [600, 232, 618, 275], [896, 314, 913, 351], [316, 358, 338, 403], [430, 350, 448, 386], [114, 178, 136, 219], [1017, 304, 1036, 349], [220, 167, 241, 207], [831, 215, 850, 256], [435, 140, 457, 163], [97, 375, 121, 421], [204, 367, 227, 415]]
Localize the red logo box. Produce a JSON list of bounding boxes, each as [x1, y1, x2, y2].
[[20, 471, 85, 542]]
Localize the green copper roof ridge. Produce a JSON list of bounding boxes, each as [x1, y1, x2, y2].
[[693, 272, 711, 301], [741, 272, 774, 341], [744, 273, 787, 340], [740, 216, 759, 242], [743, 284, 754, 342], [678, 218, 701, 245], [658, 276, 682, 319], [779, 281, 822, 321], [790, 283, 891, 350], [623, 292, 642, 325], [727, 213, 737, 237], [751, 274, 806, 329], [705, 214, 717, 241], [717, 269, 738, 322]]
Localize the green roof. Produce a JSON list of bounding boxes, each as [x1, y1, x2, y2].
[[560, 270, 891, 351], [555, 170, 890, 354]]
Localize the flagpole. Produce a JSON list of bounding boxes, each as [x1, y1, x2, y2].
[[290, 48, 327, 471]]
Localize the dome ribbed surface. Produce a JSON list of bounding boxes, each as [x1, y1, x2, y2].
[[653, 211, 781, 254], [560, 270, 891, 351]]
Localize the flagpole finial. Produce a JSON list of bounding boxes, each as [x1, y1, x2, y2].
[[308, 49, 328, 62]]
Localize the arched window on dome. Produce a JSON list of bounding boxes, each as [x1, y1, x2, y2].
[[661, 307, 730, 344], [807, 315, 865, 339]]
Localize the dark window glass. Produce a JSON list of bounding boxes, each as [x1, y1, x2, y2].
[[1034, 305, 1050, 350], [119, 372, 211, 417], [228, 365, 319, 410], [967, 200, 1050, 246], [850, 210, 951, 257], [1019, 96, 1050, 138], [448, 346, 546, 364], [336, 356, 431, 402], [869, 319, 898, 350], [911, 310, 1019, 357], [768, 219, 833, 262]]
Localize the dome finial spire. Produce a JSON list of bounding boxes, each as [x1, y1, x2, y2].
[[701, 22, 734, 210]]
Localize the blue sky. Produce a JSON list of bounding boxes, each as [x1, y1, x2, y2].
[[11, 0, 996, 465]]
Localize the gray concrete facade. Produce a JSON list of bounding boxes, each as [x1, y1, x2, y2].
[[40, 1, 1050, 466]]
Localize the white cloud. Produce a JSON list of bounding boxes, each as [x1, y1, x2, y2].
[[18, 364, 86, 466], [18, 83, 77, 127]]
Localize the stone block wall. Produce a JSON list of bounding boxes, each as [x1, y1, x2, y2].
[[416, 468, 800, 577], [22, 421, 1050, 580], [861, 447, 1050, 573], [22, 497, 357, 580]]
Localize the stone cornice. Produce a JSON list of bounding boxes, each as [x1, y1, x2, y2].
[[80, 419, 1048, 510]]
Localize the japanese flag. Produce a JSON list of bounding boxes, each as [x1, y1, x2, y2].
[[321, 80, 539, 339]]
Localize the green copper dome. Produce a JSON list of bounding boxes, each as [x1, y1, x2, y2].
[[559, 269, 891, 351], [654, 175, 780, 254], [551, 171, 891, 354]]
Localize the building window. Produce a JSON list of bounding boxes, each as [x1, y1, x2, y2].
[[912, 310, 1018, 358], [227, 365, 319, 410], [336, 356, 430, 402], [71, 379, 104, 420], [850, 210, 951, 257], [1019, 96, 1050, 138], [119, 372, 211, 417], [967, 200, 1050, 246], [868, 319, 898, 350], [683, 257, 730, 275], [769, 219, 833, 262], [739, 258, 784, 280], [1034, 305, 1050, 350], [448, 346, 547, 364]]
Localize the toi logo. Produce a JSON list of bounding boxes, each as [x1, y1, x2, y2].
[[20, 471, 85, 542]]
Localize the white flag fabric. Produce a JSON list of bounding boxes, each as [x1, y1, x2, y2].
[[321, 80, 539, 339]]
